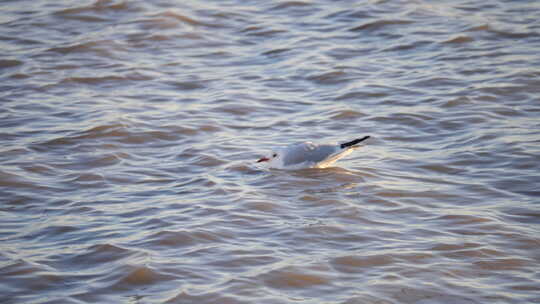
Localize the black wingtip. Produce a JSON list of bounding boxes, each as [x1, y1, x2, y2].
[[340, 136, 370, 149]]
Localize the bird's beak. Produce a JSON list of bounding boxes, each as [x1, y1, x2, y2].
[[256, 157, 270, 163]]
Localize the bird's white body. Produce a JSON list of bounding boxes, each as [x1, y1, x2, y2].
[[258, 137, 369, 170]]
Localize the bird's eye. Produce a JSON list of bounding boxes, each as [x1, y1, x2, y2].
[[272, 153, 277, 158]]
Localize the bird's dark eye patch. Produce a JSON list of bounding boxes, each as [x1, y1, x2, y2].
[[272, 153, 277, 158]]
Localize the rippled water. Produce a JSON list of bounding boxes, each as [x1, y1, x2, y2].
[[2, 0, 540, 303]]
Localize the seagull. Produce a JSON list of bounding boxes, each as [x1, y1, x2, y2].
[[256, 136, 370, 169]]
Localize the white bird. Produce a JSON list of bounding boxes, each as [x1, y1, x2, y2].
[[256, 136, 370, 169]]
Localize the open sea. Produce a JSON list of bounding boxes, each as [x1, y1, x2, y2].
[[1, 0, 539, 303]]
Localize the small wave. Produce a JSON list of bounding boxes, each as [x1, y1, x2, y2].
[[368, 112, 433, 129], [165, 80, 206, 91], [80, 123, 179, 142], [136, 17, 181, 31], [190, 154, 227, 167], [137, 11, 221, 31], [198, 124, 221, 133], [81, 123, 129, 138], [0, 259, 63, 295], [30, 123, 182, 157], [431, 242, 483, 253], [474, 258, 532, 271], [441, 96, 472, 108], [8, 73, 30, 80], [156, 11, 205, 27], [262, 48, 290, 57], [0, 259, 46, 277], [417, 163, 465, 175], [145, 34, 171, 42], [87, 243, 134, 260], [272, 1, 311, 9], [207, 254, 277, 269], [466, 24, 490, 32], [144, 229, 228, 248], [307, 70, 352, 85], [336, 90, 388, 101], [53, 243, 140, 274], [240, 26, 287, 37], [325, 9, 372, 22], [113, 265, 175, 288], [69, 173, 105, 183], [165, 291, 236, 304], [384, 40, 432, 52], [408, 77, 465, 89], [24, 225, 78, 241], [243, 200, 282, 212], [331, 255, 394, 273], [61, 75, 125, 85], [58, 72, 153, 86], [490, 29, 540, 40], [438, 114, 489, 131], [349, 19, 413, 32], [211, 104, 255, 116], [0, 169, 43, 190], [330, 109, 365, 120], [66, 153, 117, 171], [55, 14, 109, 23], [148, 230, 198, 247], [443, 35, 474, 44], [260, 267, 329, 289], [53, 0, 134, 16], [20, 164, 57, 177], [47, 40, 122, 57], [0, 59, 23, 69], [435, 214, 492, 226], [326, 47, 370, 60]]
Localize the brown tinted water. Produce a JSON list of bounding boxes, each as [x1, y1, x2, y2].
[[1, 0, 540, 303]]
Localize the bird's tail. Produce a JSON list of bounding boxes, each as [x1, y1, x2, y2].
[[340, 136, 370, 149]]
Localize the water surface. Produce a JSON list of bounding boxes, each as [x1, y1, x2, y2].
[[1, 0, 540, 303]]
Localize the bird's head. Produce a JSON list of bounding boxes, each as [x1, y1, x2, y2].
[[256, 151, 279, 164]]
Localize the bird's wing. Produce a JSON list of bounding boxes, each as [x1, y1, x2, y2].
[[315, 146, 354, 168], [281, 143, 339, 166]]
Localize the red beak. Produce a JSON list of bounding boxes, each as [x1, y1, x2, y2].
[[256, 157, 270, 163]]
